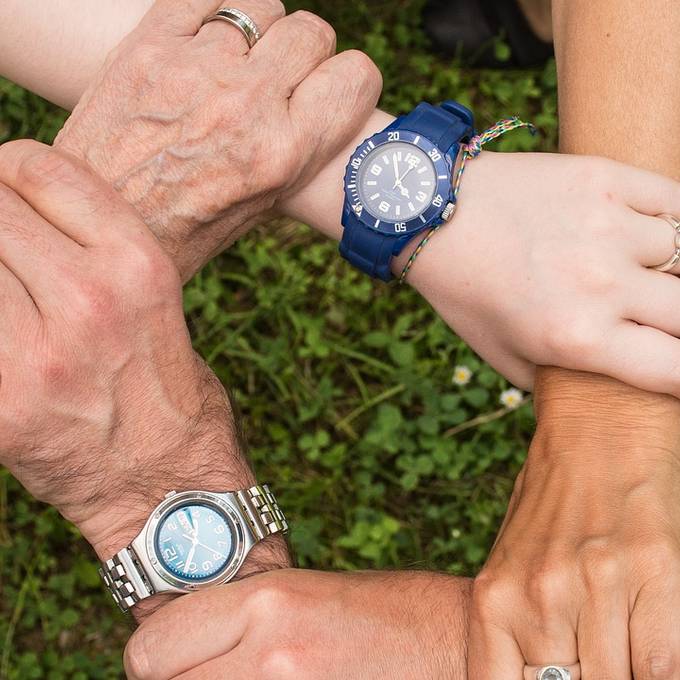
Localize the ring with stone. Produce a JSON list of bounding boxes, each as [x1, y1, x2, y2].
[[524, 664, 581, 680]]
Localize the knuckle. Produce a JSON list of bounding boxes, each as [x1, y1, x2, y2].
[[259, 646, 305, 680], [120, 239, 179, 295], [471, 571, 516, 622], [579, 543, 623, 589], [14, 146, 79, 191], [293, 11, 336, 51], [342, 50, 383, 93], [265, 0, 286, 20], [542, 316, 600, 365], [527, 564, 570, 613], [638, 654, 678, 679], [248, 582, 295, 615]]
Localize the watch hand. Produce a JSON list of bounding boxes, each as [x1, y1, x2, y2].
[[185, 542, 197, 572], [392, 154, 400, 189], [194, 540, 226, 559]]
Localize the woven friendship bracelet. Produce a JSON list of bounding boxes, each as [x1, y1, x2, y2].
[[398, 117, 537, 284]]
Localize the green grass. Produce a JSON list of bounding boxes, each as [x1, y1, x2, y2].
[[0, 1, 557, 677]]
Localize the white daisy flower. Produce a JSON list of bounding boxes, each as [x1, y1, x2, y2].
[[500, 388, 524, 409], [452, 365, 473, 386]]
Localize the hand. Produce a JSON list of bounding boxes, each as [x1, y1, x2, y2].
[[0, 141, 289, 592], [123, 569, 471, 680], [55, 0, 382, 281], [285, 112, 680, 396], [468, 369, 680, 678]]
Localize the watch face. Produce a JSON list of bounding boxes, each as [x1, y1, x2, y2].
[[155, 502, 235, 582], [344, 129, 453, 237], [357, 142, 437, 222]]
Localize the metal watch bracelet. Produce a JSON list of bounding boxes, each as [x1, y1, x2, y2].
[[100, 485, 288, 613]]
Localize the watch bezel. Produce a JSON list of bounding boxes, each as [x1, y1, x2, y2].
[[144, 491, 247, 592], [343, 129, 454, 236]]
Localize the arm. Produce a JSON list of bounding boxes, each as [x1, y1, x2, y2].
[[468, 2, 680, 676], [6, 1, 680, 397], [0, 0, 152, 109], [122, 570, 471, 680]]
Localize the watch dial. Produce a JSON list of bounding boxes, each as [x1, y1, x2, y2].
[[357, 142, 437, 222], [156, 503, 235, 582]]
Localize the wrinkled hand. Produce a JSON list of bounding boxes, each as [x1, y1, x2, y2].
[[55, 0, 382, 280], [0, 141, 288, 581], [468, 370, 680, 679], [124, 569, 471, 680]]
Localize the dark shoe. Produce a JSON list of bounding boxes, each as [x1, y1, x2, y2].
[[422, 0, 554, 68]]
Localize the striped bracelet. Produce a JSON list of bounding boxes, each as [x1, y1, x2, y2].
[[398, 117, 537, 284]]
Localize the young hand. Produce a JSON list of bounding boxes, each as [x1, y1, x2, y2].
[[286, 112, 680, 395], [468, 369, 680, 678], [55, 0, 382, 281], [123, 569, 471, 680]]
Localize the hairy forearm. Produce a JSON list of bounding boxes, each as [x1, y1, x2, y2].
[[543, 0, 680, 441]]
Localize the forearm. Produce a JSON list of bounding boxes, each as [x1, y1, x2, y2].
[[0, 0, 152, 109], [542, 0, 680, 442]]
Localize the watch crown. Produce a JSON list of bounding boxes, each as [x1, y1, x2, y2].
[[441, 202, 456, 221]]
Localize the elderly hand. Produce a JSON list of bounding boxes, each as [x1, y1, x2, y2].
[[55, 0, 382, 280], [123, 569, 471, 680], [468, 369, 680, 679], [0, 140, 289, 593]]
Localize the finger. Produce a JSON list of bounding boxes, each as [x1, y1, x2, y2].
[[138, 0, 226, 37], [0, 181, 80, 305], [519, 621, 578, 676], [625, 270, 680, 337], [0, 258, 38, 335], [249, 11, 338, 93], [0, 140, 144, 248], [630, 579, 680, 680], [611, 159, 680, 219], [124, 586, 248, 680], [468, 581, 525, 679], [172, 648, 255, 680], [289, 49, 383, 174], [194, 1, 285, 55], [577, 595, 631, 680], [626, 211, 680, 274], [592, 322, 680, 398]]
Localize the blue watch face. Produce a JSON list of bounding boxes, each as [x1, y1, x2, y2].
[[357, 141, 437, 222], [344, 129, 454, 236], [155, 503, 235, 582]]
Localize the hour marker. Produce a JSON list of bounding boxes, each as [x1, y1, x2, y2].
[[397, 151, 402, 161], [396, 206, 401, 216], [421, 181, 432, 186], [414, 135, 421, 144], [418, 167, 427, 174], [370, 193, 380, 200], [408, 202, 416, 212], [383, 155, 390, 165], [374, 219, 381, 228], [366, 180, 377, 186]]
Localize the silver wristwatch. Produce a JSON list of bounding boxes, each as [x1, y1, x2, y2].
[[99, 485, 288, 613]]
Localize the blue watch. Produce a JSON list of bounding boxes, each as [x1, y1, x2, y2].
[[339, 101, 475, 281]]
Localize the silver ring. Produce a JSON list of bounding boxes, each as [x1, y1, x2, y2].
[[653, 213, 680, 272], [202, 7, 261, 49], [524, 664, 581, 680]]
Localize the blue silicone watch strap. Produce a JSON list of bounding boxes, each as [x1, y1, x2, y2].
[[340, 101, 474, 281]]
